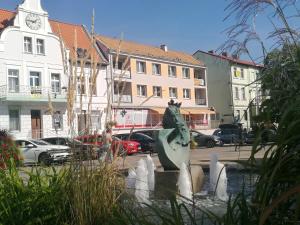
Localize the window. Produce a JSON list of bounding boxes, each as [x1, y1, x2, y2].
[[77, 76, 86, 95], [30, 72, 41, 94], [89, 76, 97, 96], [182, 68, 190, 79], [233, 67, 237, 78], [235, 87, 239, 99], [136, 61, 146, 73], [241, 87, 246, 100], [51, 73, 60, 93], [36, 39, 45, 55], [168, 66, 177, 77], [52, 111, 63, 129], [9, 109, 20, 131], [24, 37, 32, 53], [153, 86, 162, 97], [8, 69, 19, 92], [244, 110, 248, 121], [169, 87, 178, 98], [152, 63, 161, 75], [183, 88, 191, 99], [241, 68, 244, 79], [137, 85, 147, 97]]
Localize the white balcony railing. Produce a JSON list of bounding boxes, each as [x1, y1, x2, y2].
[[194, 78, 206, 86], [113, 69, 131, 79], [113, 94, 132, 103], [0, 85, 67, 102], [195, 98, 206, 105]]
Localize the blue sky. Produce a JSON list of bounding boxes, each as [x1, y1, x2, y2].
[[0, 0, 298, 62]]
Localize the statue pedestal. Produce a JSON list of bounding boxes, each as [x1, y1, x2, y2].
[[154, 165, 205, 199]]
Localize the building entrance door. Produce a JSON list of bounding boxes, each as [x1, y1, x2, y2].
[[31, 110, 42, 139]]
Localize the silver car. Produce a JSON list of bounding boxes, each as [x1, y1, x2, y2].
[[15, 139, 71, 165]]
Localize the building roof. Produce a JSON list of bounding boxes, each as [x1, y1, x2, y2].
[[194, 50, 263, 68], [0, 8, 105, 63], [0, 9, 15, 33], [96, 34, 205, 67], [50, 21, 102, 62]]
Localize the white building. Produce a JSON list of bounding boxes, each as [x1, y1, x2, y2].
[[193, 51, 262, 130], [0, 0, 108, 139]]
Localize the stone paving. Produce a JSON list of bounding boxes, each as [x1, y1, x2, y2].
[[115, 144, 269, 170]]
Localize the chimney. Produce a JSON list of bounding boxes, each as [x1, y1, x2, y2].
[[222, 52, 228, 57], [208, 50, 214, 54], [160, 44, 168, 52]]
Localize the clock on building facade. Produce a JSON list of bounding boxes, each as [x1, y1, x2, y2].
[[25, 13, 41, 30]]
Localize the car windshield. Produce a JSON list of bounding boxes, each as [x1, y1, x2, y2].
[[31, 140, 49, 145], [134, 133, 152, 141]]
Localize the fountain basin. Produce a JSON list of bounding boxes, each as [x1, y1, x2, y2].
[[154, 165, 204, 199]]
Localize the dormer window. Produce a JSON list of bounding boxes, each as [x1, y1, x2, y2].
[[36, 39, 45, 55], [24, 37, 32, 53], [77, 48, 88, 59]]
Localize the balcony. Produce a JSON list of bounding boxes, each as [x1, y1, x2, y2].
[[195, 98, 206, 105], [194, 79, 205, 86], [0, 85, 67, 103], [113, 69, 131, 79], [113, 94, 132, 103]]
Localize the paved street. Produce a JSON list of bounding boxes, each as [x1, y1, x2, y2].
[[115, 145, 268, 170]]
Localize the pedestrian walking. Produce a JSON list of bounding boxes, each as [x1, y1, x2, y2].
[[102, 127, 113, 163]]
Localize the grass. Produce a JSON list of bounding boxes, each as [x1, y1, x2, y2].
[[0, 159, 124, 225]]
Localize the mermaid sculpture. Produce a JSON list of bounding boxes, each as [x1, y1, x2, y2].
[[156, 100, 190, 170]]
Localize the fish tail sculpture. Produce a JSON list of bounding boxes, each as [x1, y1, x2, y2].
[[156, 100, 191, 170]]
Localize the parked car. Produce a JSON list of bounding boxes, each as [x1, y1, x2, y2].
[[41, 137, 99, 160], [15, 139, 71, 165], [213, 124, 244, 144], [75, 134, 141, 155], [114, 133, 155, 153], [244, 129, 277, 144], [133, 129, 161, 140], [190, 130, 222, 148]]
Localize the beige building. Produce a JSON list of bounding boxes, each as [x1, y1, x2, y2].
[[96, 35, 215, 131]]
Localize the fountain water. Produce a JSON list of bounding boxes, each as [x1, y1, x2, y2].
[[146, 155, 156, 191], [125, 168, 137, 190], [135, 159, 151, 204], [177, 163, 193, 201], [209, 154, 229, 201]]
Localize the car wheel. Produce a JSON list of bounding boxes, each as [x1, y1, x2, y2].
[[219, 141, 224, 147], [206, 140, 215, 148], [38, 153, 50, 166]]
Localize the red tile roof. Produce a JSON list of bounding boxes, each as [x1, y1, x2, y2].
[[195, 50, 263, 68], [96, 34, 205, 67], [0, 9, 15, 33], [50, 20, 101, 61], [0, 8, 104, 62]]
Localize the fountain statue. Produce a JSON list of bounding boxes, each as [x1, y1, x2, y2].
[[156, 100, 191, 170]]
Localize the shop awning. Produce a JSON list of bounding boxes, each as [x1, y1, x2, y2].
[[150, 108, 166, 114], [181, 108, 216, 115]]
